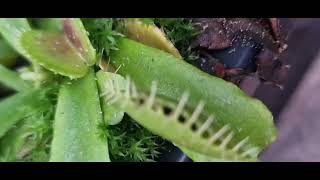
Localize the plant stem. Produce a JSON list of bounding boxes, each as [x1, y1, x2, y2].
[[0, 64, 32, 92]]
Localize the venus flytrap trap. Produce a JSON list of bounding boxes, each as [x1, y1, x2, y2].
[[21, 30, 89, 79], [33, 18, 97, 65], [119, 18, 182, 59], [109, 38, 277, 153], [99, 76, 259, 161], [20, 18, 97, 79], [0, 18, 97, 79], [61, 18, 97, 66], [96, 71, 125, 126]]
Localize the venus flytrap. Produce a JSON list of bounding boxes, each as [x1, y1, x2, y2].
[[109, 38, 277, 154], [34, 18, 97, 65], [0, 18, 97, 79], [117, 20, 249, 161], [32, 17, 95, 60], [61, 18, 97, 66], [96, 70, 125, 125], [21, 30, 89, 79], [20, 18, 97, 79], [119, 18, 182, 59], [100, 76, 259, 161], [0, 18, 278, 162]]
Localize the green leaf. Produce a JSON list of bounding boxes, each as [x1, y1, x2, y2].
[[0, 64, 32, 91], [50, 69, 109, 162], [0, 38, 19, 66], [96, 70, 125, 125], [21, 30, 88, 79], [0, 18, 31, 59], [0, 90, 49, 138]]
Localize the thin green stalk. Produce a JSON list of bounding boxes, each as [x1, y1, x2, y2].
[[0, 64, 32, 91]]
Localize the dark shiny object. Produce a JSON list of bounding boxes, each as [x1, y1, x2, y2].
[[159, 145, 192, 162], [210, 38, 262, 69]]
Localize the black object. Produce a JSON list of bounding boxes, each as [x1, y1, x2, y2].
[[159, 143, 192, 162], [210, 37, 262, 69], [192, 37, 261, 77]]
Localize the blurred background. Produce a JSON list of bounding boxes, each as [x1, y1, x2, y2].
[[259, 18, 320, 161]]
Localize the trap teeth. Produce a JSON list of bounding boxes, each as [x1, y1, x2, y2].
[[145, 81, 158, 108], [196, 115, 214, 136], [208, 124, 231, 145], [241, 147, 260, 158], [219, 132, 234, 150], [170, 92, 189, 119], [186, 101, 205, 127], [232, 137, 249, 153], [101, 77, 259, 161]]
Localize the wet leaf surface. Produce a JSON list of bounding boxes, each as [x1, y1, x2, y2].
[[21, 30, 88, 79]]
